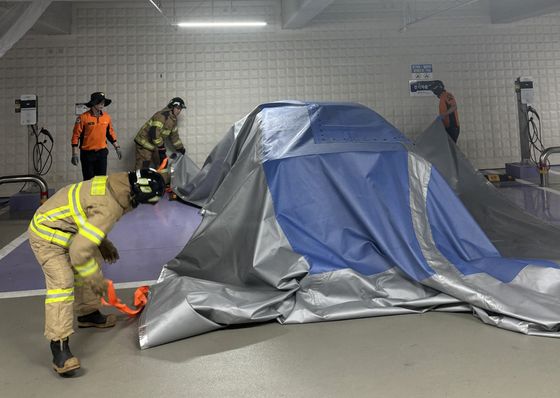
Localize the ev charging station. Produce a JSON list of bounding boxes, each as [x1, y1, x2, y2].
[[505, 77, 539, 179], [18, 94, 38, 126], [2, 95, 54, 210]]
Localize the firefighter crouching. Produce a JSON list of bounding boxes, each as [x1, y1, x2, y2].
[[134, 97, 187, 169], [28, 169, 165, 376]]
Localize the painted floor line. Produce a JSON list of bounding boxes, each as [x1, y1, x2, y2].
[[0, 280, 156, 299], [0, 231, 28, 261]]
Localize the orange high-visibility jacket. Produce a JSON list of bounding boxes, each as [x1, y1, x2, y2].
[[439, 91, 460, 129], [72, 110, 118, 151]]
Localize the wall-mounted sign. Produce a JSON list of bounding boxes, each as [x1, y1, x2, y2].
[[409, 80, 434, 97], [411, 64, 433, 80], [75, 103, 89, 116]]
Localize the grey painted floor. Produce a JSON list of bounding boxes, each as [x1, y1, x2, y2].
[[2, 183, 560, 397], [2, 292, 560, 398]]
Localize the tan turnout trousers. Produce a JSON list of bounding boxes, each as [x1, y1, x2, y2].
[[28, 235, 102, 341], [134, 144, 162, 169]]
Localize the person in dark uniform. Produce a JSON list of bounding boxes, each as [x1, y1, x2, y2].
[[431, 81, 460, 143], [133, 97, 187, 169]]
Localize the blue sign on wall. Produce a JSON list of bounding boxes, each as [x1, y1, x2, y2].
[[411, 64, 433, 74]]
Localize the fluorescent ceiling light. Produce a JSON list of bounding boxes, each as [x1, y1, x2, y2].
[[149, 0, 163, 14], [176, 21, 267, 28]]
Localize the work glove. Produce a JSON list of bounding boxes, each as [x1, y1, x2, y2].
[[114, 145, 122, 160], [177, 147, 186, 155], [71, 147, 79, 166], [84, 273, 107, 297], [99, 239, 119, 264]]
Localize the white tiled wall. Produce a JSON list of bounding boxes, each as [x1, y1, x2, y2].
[[1, 1, 559, 191]]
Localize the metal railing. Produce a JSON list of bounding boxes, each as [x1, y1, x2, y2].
[[0, 174, 49, 203], [539, 147, 560, 187]]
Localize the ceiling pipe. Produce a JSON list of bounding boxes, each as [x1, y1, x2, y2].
[[400, 0, 481, 32]]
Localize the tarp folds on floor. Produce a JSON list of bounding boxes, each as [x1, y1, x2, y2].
[[138, 102, 560, 349]]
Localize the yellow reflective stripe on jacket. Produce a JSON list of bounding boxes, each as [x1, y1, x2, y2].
[[148, 120, 164, 128], [40, 206, 72, 221], [160, 129, 171, 138], [68, 183, 106, 245], [153, 137, 164, 146], [90, 176, 108, 196], [135, 137, 156, 151], [31, 181, 108, 248], [45, 288, 74, 304], [171, 126, 178, 133], [29, 217, 72, 248], [74, 258, 99, 278], [172, 139, 182, 147]]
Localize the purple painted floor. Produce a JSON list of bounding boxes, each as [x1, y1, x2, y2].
[[2, 178, 560, 294], [497, 183, 560, 224], [0, 197, 202, 292]]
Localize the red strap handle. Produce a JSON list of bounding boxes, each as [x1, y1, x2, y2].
[[101, 279, 149, 317], [157, 157, 168, 171]]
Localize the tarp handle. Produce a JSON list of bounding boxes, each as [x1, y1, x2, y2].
[[157, 157, 168, 172], [101, 279, 149, 317]]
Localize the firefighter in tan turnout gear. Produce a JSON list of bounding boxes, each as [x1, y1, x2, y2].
[[134, 97, 187, 169], [28, 169, 165, 376]]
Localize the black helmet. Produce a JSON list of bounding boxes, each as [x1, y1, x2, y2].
[[128, 168, 166, 207], [86, 92, 111, 107], [430, 80, 445, 95], [167, 97, 186, 109]]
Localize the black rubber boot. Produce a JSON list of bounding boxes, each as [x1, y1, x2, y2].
[[77, 310, 117, 328], [50, 338, 80, 376]]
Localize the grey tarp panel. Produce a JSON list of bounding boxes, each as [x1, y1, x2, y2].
[[139, 103, 560, 349], [414, 121, 560, 260], [139, 107, 312, 348]]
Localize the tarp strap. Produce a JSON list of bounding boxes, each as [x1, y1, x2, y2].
[[157, 157, 168, 171], [101, 279, 149, 317]]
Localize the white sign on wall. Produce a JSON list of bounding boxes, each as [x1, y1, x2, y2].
[[411, 64, 433, 80], [409, 80, 434, 97], [75, 103, 89, 115]]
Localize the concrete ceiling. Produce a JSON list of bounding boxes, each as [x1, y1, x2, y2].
[[1, 0, 560, 57], [488, 0, 560, 23]]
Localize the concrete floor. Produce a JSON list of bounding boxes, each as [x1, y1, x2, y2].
[[2, 292, 560, 398], [2, 179, 560, 397]]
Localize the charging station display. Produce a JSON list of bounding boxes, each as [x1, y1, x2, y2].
[[19, 94, 37, 125]]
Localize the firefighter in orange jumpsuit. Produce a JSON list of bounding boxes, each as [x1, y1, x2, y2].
[[71, 92, 122, 180], [431, 81, 460, 143], [134, 97, 187, 169], [28, 169, 165, 376]]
